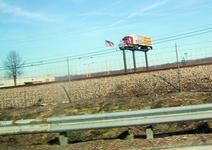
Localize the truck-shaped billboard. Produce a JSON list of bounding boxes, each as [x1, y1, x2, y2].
[[119, 34, 152, 51]]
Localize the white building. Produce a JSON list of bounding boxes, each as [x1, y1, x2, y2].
[[0, 76, 55, 87]]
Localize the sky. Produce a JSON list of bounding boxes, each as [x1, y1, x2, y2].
[[0, 0, 212, 78]]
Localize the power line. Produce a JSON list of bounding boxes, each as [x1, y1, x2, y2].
[[152, 24, 212, 38], [154, 39, 212, 50], [154, 29, 212, 44], [0, 49, 120, 70], [25, 48, 118, 64], [26, 26, 212, 64], [1, 27, 212, 69], [154, 27, 212, 42]]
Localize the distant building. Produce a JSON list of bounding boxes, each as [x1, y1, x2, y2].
[[0, 76, 55, 87]]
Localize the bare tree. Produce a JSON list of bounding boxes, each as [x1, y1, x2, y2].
[[4, 51, 24, 86]]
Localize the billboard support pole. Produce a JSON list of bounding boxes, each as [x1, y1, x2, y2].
[[122, 50, 127, 73], [144, 51, 149, 71], [132, 50, 137, 72]]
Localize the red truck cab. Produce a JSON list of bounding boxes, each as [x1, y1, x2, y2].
[[122, 36, 134, 45]]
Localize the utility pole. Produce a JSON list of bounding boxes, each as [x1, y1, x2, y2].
[[86, 62, 93, 77], [175, 43, 181, 92], [105, 61, 110, 75], [67, 57, 70, 81]]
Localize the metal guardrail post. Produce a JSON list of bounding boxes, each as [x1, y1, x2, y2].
[[145, 125, 154, 139], [59, 132, 68, 145]]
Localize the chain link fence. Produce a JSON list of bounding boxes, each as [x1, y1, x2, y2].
[[0, 40, 212, 87]]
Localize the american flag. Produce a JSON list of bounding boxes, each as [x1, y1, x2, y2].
[[105, 40, 114, 47]]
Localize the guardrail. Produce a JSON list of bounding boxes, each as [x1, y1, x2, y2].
[[1, 103, 212, 145]]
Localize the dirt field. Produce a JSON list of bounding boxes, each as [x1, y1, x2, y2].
[[0, 64, 212, 109], [0, 91, 212, 147], [0, 64, 212, 149], [1, 134, 212, 150]]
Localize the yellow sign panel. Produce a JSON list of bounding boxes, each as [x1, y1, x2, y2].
[[140, 36, 152, 46]]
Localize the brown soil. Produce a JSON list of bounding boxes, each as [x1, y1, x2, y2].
[[0, 91, 212, 147], [1, 91, 211, 121], [1, 134, 212, 150]]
